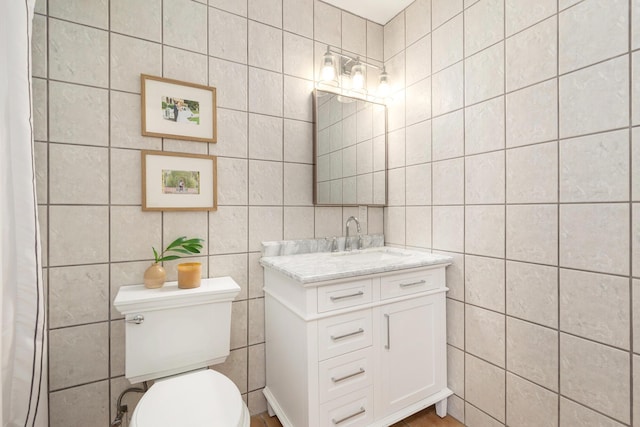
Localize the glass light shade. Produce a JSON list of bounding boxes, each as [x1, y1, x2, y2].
[[351, 63, 365, 90], [321, 50, 336, 82], [377, 69, 390, 98]]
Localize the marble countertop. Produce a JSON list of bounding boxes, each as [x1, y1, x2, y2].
[[260, 246, 453, 284]]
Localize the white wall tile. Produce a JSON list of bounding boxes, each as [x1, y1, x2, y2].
[[110, 91, 161, 150], [315, 206, 342, 237], [560, 129, 629, 202], [405, 79, 431, 125], [111, 0, 161, 42], [438, 250, 465, 301], [284, 76, 313, 122], [384, 206, 406, 245], [32, 15, 47, 79], [284, 163, 313, 205], [342, 12, 366, 57], [466, 305, 505, 367], [209, 58, 248, 111], [635, 129, 640, 201], [465, 42, 504, 106], [465, 255, 505, 312], [506, 204, 558, 265], [249, 0, 282, 27], [387, 128, 406, 169], [559, 56, 629, 138], [50, 381, 109, 427], [432, 0, 463, 29], [506, 141, 558, 204], [405, 0, 431, 46], [465, 151, 505, 204], [432, 63, 464, 116], [447, 298, 465, 349], [465, 96, 505, 155], [465, 403, 503, 427], [560, 333, 630, 424], [249, 21, 282, 72], [284, 119, 313, 164], [506, 79, 558, 148], [284, 206, 314, 240], [249, 68, 283, 116], [249, 114, 283, 161], [464, 0, 504, 57], [633, 0, 640, 50], [384, 12, 405, 60], [209, 8, 248, 63], [49, 206, 109, 266], [110, 206, 161, 262], [110, 34, 161, 93], [386, 168, 405, 206], [406, 36, 431, 87], [560, 203, 629, 275], [163, 0, 207, 54], [367, 21, 384, 62], [560, 269, 630, 349], [505, 0, 557, 36], [465, 205, 505, 258], [284, 33, 314, 80], [32, 78, 47, 142], [634, 205, 640, 277], [560, 398, 627, 427], [49, 264, 109, 328], [49, 144, 108, 205], [163, 211, 209, 257], [211, 109, 249, 158], [49, 323, 109, 390], [209, 206, 248, 255], [406, 163, 431, 205], [49, 82, 109, 146], [212, 348, 248, 393], [432, 15, 463, 73], [405, 206, 431, 248], [506, 16, 557, 92], [506, 261, 558, 328], [50, 0, 108, 29], [634, 280, 640, 353], [405, 120, 431, 166], [507, 373, 559, 427], [507, 318, 558, 391], [209, 254, 248, 299], [433, 158, 464, 205], [433, 206, 465, 252], [314, 0, 341, 47], [249, 207, 283, 251], [231, 300, 248, 349], [249, 160, 283, 205], [448, 345, 465, 398], [559, 0, 628, 74], [210, 0, 247, 16], [163, 47, 208, 86], [432, 109, 464, 160], [465, 354, 506, 422], [283, 0, 312, 37], [34, 142, 47, 204]]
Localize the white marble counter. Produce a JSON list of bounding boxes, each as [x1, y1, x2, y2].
[[260, 246, 453, 284]]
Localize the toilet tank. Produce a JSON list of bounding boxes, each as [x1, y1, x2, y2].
[[114, 277, 240, 384]]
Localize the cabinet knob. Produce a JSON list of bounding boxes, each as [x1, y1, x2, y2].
[[126, 314, 144, 325]]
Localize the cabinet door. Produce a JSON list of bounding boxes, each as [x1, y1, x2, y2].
[[378, 293, 446, 416]]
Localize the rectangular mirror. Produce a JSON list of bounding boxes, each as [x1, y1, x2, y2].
[[313, 89, 387, 206]]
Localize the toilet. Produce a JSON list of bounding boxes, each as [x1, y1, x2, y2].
[[114, 276, 249, 427]]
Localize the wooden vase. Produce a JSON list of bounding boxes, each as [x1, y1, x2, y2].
[[177, 262, 202, 289], [143, 263, 166, 289]]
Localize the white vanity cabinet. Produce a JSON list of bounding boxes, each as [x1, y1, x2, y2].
[[262, 263, 451, 427]]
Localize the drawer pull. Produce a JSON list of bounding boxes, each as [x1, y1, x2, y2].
[[330, 291, 364, 301], [331, 368, 365, 383], [331, 328, 364, 341], [384, 314, 390, 350], [399, 279, 426, 288], [332, 407, 366, 425]]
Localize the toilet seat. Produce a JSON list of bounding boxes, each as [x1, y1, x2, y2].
[[130, 369, 249, 427]]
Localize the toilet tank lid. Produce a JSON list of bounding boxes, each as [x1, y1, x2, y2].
[[114, 277, 240, 315]]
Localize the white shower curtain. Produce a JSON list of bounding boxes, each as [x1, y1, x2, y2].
[[0, 1, 48, 426]]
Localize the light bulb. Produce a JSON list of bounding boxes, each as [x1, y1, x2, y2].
[[351, 63, 364, 90], [377, 68, 390, 98], [320, 47, 336, 83]]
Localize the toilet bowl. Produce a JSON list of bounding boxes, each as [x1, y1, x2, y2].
[[130, 370, 249, 427]]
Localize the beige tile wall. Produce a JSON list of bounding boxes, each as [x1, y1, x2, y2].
[[383, 0, 638, 425], [32, 0, 384, 425]]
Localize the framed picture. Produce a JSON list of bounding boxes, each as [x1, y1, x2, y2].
[[140, 74, 217, 143], [141, 150, 217, 211]]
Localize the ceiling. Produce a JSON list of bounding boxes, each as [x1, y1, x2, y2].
[[322, 0, 415, 25]]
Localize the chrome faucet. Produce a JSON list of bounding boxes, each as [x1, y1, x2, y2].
[[345, 216, 361, 251]]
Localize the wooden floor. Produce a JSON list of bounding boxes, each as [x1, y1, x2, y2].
[[250, 405, 464, 427]]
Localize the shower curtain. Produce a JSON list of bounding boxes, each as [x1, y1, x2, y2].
[[0, 0, 48, 426]]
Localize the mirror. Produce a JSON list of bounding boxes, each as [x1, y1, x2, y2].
[[313, 90, 387, 206]]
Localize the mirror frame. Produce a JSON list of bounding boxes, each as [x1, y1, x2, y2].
[[312, 89, 388, 206]]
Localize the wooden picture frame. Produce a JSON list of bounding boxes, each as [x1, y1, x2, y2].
[[141, 150, 217, 211], [140, 74, 217, 143]]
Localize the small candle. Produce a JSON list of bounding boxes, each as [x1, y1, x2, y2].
[[177, 262, 202, 288]]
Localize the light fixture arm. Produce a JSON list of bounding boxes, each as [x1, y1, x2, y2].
[[323, 47, 384, 71]]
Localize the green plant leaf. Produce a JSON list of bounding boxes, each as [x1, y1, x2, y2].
[[169, 248, 193, 255], [152, 247, 159, 262], [157, 255, 181, 262], [165, 236, 187, 250], [182, 238, 204, 246]]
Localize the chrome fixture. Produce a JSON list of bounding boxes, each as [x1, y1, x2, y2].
[[345, 216, 361, 251], [317, 45, 391, 102]]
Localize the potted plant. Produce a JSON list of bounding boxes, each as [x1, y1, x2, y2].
[[144, 236, 204, 289]]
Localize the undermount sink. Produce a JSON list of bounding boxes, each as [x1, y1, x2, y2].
[[330, 247, 411, 258]]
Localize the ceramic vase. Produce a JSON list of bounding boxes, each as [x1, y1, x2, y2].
[[177, 262, 202, 289], [143, 263, 166, 289]]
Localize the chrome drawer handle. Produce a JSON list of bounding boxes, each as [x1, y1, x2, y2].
[[126, 314, 144, 324], [331, 328, 364, 341], [330, 291, 364, 301], [332, 407, 365, 425], [331, 368, 365, 383], [384, 314, 390, 350], [399, 279, 426, 288]]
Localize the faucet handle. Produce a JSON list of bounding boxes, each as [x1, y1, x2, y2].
[[331, 236, 338, 252]]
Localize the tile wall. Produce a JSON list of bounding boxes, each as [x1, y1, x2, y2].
[[31, 0, 384, 425], [382, 0, 639, 425]]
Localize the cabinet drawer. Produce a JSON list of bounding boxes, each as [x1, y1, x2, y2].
[[319, 386, 374, 427], [317, 279, 373, 313], [318, 309, 372, 360], [380, 268, 445, 300], [319, 347, 373, 403]]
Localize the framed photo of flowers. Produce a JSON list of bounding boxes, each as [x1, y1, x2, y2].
[[140, 74, 217, 143], [141, 150, 217, 211]]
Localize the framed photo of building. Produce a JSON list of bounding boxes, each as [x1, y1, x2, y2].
[[141, 150, 217, 211], [140, 74, 217, 143]]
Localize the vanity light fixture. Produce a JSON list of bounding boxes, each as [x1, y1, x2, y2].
[[318, 45, 391, 102]]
